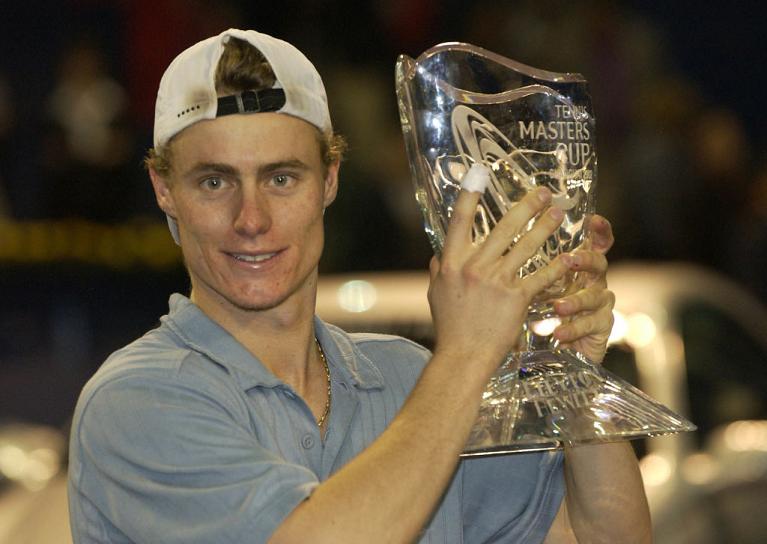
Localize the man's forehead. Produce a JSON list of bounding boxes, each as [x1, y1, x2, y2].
[[183, 158, 311, 177], [168, 113, 324, 171]]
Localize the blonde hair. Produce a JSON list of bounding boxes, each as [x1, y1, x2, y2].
[[145, 37, 346, 177]]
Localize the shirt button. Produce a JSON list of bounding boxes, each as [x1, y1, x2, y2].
[[301, 434, 315, 449]]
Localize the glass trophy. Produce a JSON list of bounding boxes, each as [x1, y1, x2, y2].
[[395, 42, 696, 456]]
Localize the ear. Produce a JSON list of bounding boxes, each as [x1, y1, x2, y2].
[[322, 160, 340, 209], [149, 167, 178, 219]]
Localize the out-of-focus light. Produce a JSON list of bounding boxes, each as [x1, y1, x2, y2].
[[531, 317, 561, 337], [0, 445, 61, 489], [724, 420, 767, 452], [682, 453, 718, 485], [337, 280, 377, 313], [626, 312, 656, 348], [27, 448, 59, 481], [0, 445, 27, 479], [608, 310, 627, 345], [448, 161, 468, 181], [640, 453, 672, 487], [20, 448, 60, 490]]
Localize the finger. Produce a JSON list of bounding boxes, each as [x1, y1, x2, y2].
[[429, 255, 440, 280], [442, 165, 489, 257], [590, 215, 614, 254], [476, 187, 555, 262], [554, 287, 615, 317], [498, 205, 565, 273], [553, 303, 614, 343], [519, 253, 573, 299], [569, 250, 608, 280]]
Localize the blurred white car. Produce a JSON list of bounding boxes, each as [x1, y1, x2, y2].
[[2, 262, 766, 542], [316, 262, 767, 543]]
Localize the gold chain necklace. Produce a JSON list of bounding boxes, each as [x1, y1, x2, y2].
[[314, 337, 331, 428]]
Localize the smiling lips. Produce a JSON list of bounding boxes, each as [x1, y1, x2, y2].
[[227, 251, 280, 264]]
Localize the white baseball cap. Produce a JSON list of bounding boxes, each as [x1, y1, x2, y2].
[[152, 28, 332, 243]]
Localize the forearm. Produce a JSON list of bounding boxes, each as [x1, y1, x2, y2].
[[563, 442, 652, 543], [271, 185, 574, 543], [270, 349, 494, 543]]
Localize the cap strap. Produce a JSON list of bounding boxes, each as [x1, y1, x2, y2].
[[216, 89, 286, 117]]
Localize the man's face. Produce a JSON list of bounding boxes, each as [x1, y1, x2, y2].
[[151, 113, 338, 316]]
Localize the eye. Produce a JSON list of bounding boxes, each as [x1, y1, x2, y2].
[[200, 177, 225, 191], [271, 173, 295, 188]]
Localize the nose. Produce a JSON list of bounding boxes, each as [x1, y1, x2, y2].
[[233, 186, 272, 237]]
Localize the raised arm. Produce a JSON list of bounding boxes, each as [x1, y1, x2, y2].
[[545, 216, 653, 544], [272, 184, 574, 543]]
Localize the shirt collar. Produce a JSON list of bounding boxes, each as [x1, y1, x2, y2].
[[313, 316, 385, 390], [162, 294, 384, 391]]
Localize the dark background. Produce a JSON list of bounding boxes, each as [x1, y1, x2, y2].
[[1, 0, 766, 428]]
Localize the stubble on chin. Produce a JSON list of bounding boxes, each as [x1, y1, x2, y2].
[[191, 270, 318, 317]]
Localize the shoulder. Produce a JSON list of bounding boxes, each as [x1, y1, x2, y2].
[[324, 322, 429, 363], [320, 321, 431, 391], [351, 331, 430, 359], [80, 324, 236, 401], [71, 324, 247, 457]]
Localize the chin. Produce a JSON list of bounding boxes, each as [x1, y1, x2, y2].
[[229, 295, 286, 313], [219, 287, 291, 313]]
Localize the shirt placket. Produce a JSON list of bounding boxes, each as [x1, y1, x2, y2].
[[319, 375, 360, 480]]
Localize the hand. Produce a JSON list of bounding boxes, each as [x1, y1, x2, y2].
[[428, 184, 573, 376], [552, 215, 616, 362]]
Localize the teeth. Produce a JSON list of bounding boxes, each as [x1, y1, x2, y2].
[[232, 252, 276, 263]]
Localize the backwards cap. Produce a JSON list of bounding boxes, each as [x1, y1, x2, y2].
[[153, 28, 331, 149], [152, 29, 332, 244]]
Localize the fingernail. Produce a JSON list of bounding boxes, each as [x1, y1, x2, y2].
[[556, 299, 572, 312], [560, 254, 574, 266], [549, 207, 564, 220], [536, 187, 552, 202]]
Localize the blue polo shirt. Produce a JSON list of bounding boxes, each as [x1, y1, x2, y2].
[[68, 294, 564, 543]]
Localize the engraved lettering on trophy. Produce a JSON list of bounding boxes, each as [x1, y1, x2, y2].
[[517, 105, 592, 169], [521, 370, 599, 418]]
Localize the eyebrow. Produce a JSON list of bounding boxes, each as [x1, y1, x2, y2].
[[184, 162, 238, 178], [257, 159, 311, 178], [183, 159, 311, 179]]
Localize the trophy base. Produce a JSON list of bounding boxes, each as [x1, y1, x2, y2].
[[461, 348, 696, 457]]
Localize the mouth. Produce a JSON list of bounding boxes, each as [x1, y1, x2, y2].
[[226, 250, 282, 265]]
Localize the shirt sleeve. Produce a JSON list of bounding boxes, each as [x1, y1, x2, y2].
[[461, 451, 565, 543], [69, 371, 318, 544]]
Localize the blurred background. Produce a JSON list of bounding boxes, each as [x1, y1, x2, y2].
[[1, 0, 766, 541]]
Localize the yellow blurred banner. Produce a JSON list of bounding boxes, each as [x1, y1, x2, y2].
[[0, 220, 182, 270]]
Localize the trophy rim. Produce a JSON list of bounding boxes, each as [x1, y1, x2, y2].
[[410, 41, 588, 84]]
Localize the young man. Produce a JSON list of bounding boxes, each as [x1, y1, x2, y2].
[[68, 29, 651, 543]]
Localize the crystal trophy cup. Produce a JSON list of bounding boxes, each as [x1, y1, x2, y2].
[[395, 43, 695, 456]]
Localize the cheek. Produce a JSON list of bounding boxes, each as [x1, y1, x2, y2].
[[178, 199, 231, 239], [288, 205, 326, 259], [178, 219, 231, 263]]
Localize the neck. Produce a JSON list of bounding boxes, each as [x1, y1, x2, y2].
[[189, 278, 319, 394]]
